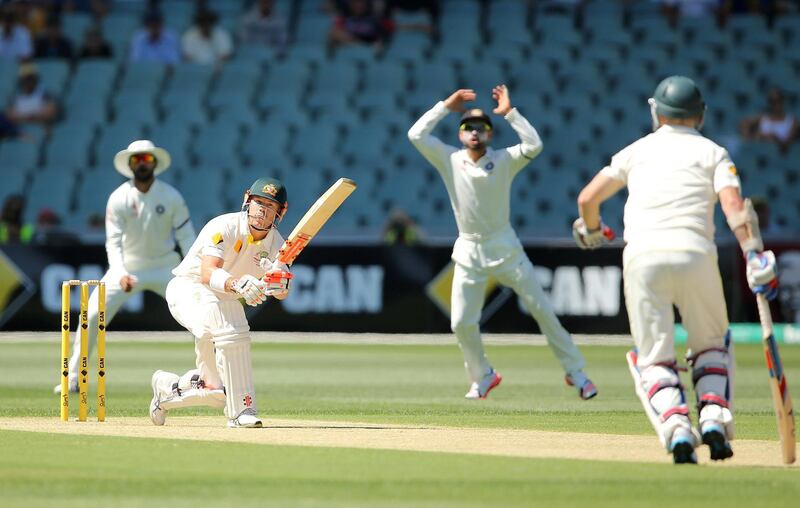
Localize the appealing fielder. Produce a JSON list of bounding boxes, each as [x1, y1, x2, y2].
[[408, 86, 597, 400], [149, 177, 292, 428], [54, 140, 195, 394], [574, 76, 779, 463]]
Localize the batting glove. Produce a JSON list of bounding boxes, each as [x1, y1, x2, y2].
[[264, 269, 292, 299], [572, 217, 613, 250], [232, 274, 268, 306], [746, 250, 778, 300]]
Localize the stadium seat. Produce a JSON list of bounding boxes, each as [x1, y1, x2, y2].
[[294, 12, 332, 45], [354, 91, 401, 121], [0, 139, 39, 170], [25, 166, 78, 224], [34, 61, 70, 98], [43, 122, 95, 168], [487, 0, 531, 45], [149, 122, 193, 169], [167, 62, 216, 94], [241, 122, 292, 166], [70, 60, 118, 96], [160, 90, 209, 127], [179, 167, 228, 224], [72, 168, 127, 227], [0, 165, 30, 204], [61, 12, 93, 43], [410, 61, 457, 96], [362, 61, 408, 94], [111, 90, 159, 127], [263, 60, 312, 93], [313, 61, 360, 94], [209, 92, 260, 128], [191, 123, 241, 170], [94, 122, 148, 168], [290, 125, 339, 165], [382, 32, 431, 61], [118, 63, 167, 95]]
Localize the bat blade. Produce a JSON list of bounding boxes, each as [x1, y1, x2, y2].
[[757, 293, 797, 464], [277, 178, 356, 265]]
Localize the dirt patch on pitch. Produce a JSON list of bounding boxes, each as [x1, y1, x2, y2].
[[0, 417, 793, 468]]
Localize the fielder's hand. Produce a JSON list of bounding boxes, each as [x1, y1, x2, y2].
[[119, 275, 138, 293], [232, 274, 268, 306], [572, 217, 614, 250], [492, 84, 512, 116], [444, 89, 476, 112], [746, 250, 778, 300]]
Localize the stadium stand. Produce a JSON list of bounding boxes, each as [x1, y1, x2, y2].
[[0, 0, 798, 241]]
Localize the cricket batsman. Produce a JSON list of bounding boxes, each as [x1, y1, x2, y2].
[[573, 76, 779, 463], [54, 140, 196, 394], [149, 177, 292, 428], [408, 85, 597, 400]]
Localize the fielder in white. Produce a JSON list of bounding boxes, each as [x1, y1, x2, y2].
[[54, 140, 195, 393], [149, 177, 293, 428], [574, 76, 779, 464], [408, 86, 597, 400]]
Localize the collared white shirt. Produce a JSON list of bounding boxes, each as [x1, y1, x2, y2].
[[172, 212, 284, 300], [601, 124, 741, 263], [106, 179, 195, 273]]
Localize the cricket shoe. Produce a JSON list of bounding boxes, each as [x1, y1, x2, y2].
[[228, 408, 263, 428], [670, 430, 698, 465], [701, 423, 734, 461], [149, 370, 167, 426], [565, 372, 598, 400], [52, 380, 78, 394], [464, 370, 502, 400]]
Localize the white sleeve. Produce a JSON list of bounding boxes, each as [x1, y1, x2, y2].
[[503, 108, 543, 176], [217, 29, 233, 58], [407, 101, 457, 173], [199, 219, 229, 259], [172, 195, 196, 256], [600, 145, 633, 185], [104, 193, 127, 274], [713, 148, 741, 193]]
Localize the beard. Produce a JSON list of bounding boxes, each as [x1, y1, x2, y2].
[[133, 164, 155, 182]]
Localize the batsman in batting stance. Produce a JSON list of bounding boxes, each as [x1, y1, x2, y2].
[[149, 177, 292, 428], [408, 85, 597, 400], [54, 140, 195, 394], [574, 76, 779, 463]]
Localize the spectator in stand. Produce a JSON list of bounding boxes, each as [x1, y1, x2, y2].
[[78, 25, 112, 59], [328, 0, 394, 52], [0, 5, 33, 61], [739, 88, 798, 153], [0, 112, 21, 139], [750, 196, 785, 237], [182, 8, 233, 66], [129, 10, 180, 64], [380, 0, 440, 40], [0, 194, 34, 244], [6, 63, 59, 129], [32, 208, 77, 245], [240, 0, 288, 52], [63, 0, 111, 18], [34, 13, 73, 59], [382, 208, 420, 246], [655, 0, 724, 28]]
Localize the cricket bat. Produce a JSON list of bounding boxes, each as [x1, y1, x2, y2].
[[755, 293, 796, 464], [277, 178, 357, 265]]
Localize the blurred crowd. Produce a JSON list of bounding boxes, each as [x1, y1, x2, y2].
[[0, 0, 798, 244]]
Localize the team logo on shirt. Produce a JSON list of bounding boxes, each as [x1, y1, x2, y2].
[[155, 204, 165, 214], [485, 162, 494, 171], [253, 251, 270, 265], [262, 184, 279, 196], [729, 165, 737, 175]]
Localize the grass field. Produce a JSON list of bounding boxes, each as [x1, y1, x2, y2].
[[0, 334, 798, 507]]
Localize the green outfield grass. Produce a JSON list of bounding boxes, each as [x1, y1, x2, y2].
[[0, 339, 798, 507]]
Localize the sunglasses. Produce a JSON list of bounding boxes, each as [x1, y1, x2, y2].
[[129, 153, 156, 165], [460, 122, 491, 133]]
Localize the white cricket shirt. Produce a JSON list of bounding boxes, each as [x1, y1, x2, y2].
[[600, 124, 741, 264], [105, 179, 196, 273], [172, 212, 284, 301], [408, 101, 543, 268]]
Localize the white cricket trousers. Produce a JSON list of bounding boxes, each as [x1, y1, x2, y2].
[[67, 264, 175, 383], [164, 277, 256, 419], [623, 250, 729, 369], [451, 253, 586, 382]]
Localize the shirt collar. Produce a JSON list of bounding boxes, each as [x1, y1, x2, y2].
[[657, 124, 699, 135], [461, 147, 493, 166]]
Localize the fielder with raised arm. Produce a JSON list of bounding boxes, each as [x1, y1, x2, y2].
[[149, 177, 292, 428], [408, 85, 597, 400], [574, 76, 779, 464], [54, 140, 195, 394]]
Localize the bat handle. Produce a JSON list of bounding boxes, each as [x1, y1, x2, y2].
[[756, 293, 773, 335]]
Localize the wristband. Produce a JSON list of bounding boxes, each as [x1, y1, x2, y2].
[[209, 268, 232, 292]]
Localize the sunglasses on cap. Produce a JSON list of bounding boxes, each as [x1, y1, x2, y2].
[[129, 153, 156, 165], [460, 122, 491, 133]]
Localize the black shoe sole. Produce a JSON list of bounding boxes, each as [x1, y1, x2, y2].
[[672, 442, 698, 464], [702, 429, 734, 461]]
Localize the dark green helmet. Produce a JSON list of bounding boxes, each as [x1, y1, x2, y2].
[[649, 75, 706, 119], [244, 177, 288, 219]]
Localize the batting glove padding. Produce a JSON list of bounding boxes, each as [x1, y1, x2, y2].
[[264, 270, 292, 298], [572, 217, 611, 250], [746, 250, 778, 300], [232, 274, 268, 306]]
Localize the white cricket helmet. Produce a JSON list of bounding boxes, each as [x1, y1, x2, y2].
[[113, 139, 171, 179]]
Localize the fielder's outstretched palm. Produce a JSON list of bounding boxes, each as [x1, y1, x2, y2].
[[444, 89, 476, 112], [492, 85, 512, 116]]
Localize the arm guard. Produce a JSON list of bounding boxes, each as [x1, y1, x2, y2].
[[726, 198, 764, 253]]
